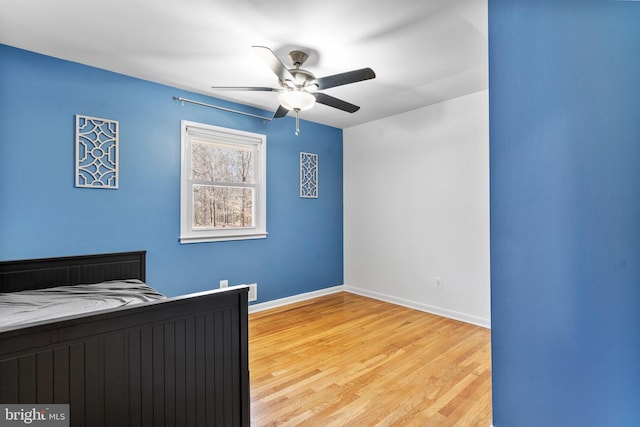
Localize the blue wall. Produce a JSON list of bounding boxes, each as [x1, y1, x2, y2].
[[0, 44, 344, 301], [489, 1, 640, 426]]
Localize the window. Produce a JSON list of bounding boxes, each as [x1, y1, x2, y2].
[[180, 121, 267, 243]]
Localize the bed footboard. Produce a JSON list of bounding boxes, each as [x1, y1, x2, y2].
[[0, 287, 249, 427]]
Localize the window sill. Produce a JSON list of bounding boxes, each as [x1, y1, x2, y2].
[[180, 232, 268, 244]]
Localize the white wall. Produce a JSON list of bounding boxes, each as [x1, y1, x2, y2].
[[343, 90, 490, 327]]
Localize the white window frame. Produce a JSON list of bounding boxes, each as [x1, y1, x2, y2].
[[180, 120, 267, 243]]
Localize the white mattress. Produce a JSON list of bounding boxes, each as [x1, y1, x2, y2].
[[0, 279, 166, 329]]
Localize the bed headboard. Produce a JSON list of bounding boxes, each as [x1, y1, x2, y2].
[[0, 251, 146, 293]]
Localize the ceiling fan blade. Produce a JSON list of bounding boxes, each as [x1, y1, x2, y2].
[[314, 93, 360, 113], [273, 105, 289, 118], [211, 86, 282, 92], [315, 68, 376, 90], [252, 46, 296, 85]]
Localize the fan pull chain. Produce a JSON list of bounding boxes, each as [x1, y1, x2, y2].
[[295, 110, 301, 136]]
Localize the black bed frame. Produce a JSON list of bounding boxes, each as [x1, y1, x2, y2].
[[0, 251, 249, 427]]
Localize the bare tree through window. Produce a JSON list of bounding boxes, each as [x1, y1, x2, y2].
[[191, 139, 255, 229]]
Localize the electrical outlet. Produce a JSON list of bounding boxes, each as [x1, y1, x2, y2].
[[248, 283, 257, 302], [219, 279, 228, 289], [434, 276, 443, 290]]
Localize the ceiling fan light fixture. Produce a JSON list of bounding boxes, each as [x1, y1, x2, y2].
[[279, 90, 315, 111]]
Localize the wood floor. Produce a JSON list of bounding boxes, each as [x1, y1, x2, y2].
[[249, 292, 492, 426]]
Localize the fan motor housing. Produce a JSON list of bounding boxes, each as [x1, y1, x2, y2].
[[290, 68, 315, 86]]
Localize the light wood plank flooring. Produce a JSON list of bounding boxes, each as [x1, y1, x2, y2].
[[249, 292, 492, 426]]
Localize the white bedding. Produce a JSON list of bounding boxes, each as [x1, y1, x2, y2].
[[0, 279, 166, 329]]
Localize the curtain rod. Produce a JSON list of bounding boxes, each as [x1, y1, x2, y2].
[[173, 96, 273, 121]]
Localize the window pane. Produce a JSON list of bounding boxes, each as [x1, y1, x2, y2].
[[192, 140, 254, 184], [192, 185, 254, 229]]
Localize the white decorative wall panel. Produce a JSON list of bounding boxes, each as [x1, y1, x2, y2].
[[300, 152, 318, 198], [75, 115, 119, 189]]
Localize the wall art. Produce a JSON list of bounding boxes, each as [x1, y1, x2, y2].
[[300, 152, 318, 198], [75, 114, 119, 188]]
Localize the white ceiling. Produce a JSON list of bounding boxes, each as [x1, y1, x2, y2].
[[0, 0, 487, 129]]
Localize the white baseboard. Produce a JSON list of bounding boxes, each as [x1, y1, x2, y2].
[[248, 285, 345, 314], [343, 285, 491, 329], [248, 284, 490, 329]]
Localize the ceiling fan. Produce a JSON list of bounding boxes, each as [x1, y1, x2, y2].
[[212, 46, 376, 135]]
